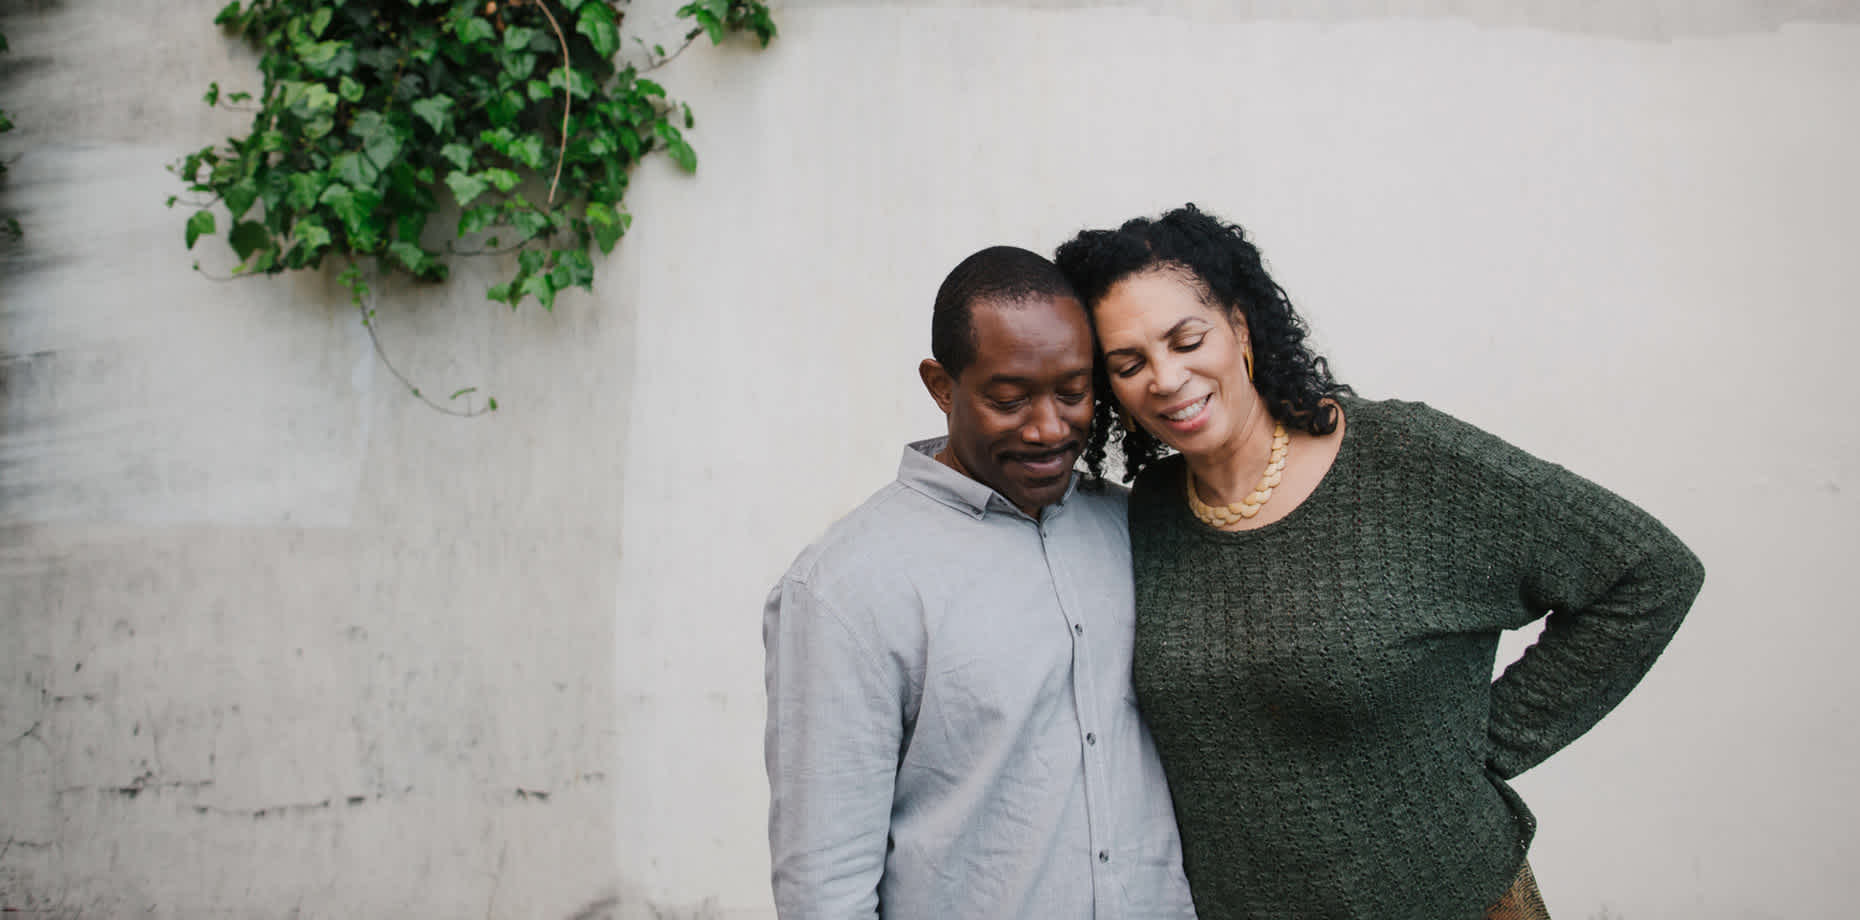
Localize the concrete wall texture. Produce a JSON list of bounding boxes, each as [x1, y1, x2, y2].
[[1, 1, 1855, 917]]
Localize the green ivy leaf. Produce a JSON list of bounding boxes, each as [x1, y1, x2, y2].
[[586, 203, 631, 254], [458, 204, 498, 236], [503, 26, 539, 52], [223, 177, 260, 219], [204, 82, 222, 107], [321, 184, 383, 248], [508, 135, 545, 170], [389, 241, 428, 273], [228, 220, 271, 261], [309, 7, 332, 38], [185, 210, 216, 249], [502, 52, 537, 80], [576, 3, 620, 57], [668, 139, 697, 172], [412, 95, 454, 135], [286, 172, 327, 211], [284, 81, 338, 119], [213, 2, 242, 26], [703, 13, 727, 45], [615, 126, 641, 158], [455, 15, 495, 45], [486, 90, 525, 127], [439, 143, 473, 171], [545, 66, 595, 101], [551, 248, 594, 291], [483, 168, 520, 193], [331, 152, 379, 189], [509, 208, 550, 243], [362, 129, 403, 171], [297, 40, 356, 78], [486, 281, 514, 304], [338, 76, 364, 102], [445, 171, 491, 207], [521, 271, 556, 309], [292, 217, 332, 251]]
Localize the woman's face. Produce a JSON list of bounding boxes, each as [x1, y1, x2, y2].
[[1093, 268, 1257, 458]]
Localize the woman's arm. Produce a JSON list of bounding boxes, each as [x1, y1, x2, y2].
[[1486, 461, 1706, 778]]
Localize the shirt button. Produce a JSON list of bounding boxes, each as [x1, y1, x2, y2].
[[1098, 850, 1110, 863], [1085, 732, 1097, 745], [1073, 624, 1084, 636]]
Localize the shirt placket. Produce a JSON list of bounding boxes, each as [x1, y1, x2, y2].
[[1041, 509, 1122, 920]]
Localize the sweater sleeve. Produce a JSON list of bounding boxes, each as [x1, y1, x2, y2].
[[1485, 461, 1706, 778]]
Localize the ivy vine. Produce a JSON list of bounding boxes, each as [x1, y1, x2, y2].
[[170, 0, 773, 412]]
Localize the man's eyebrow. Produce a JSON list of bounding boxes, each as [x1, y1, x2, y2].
[[984, 369, 1092, 386], [1103, 317, 1208, 357]]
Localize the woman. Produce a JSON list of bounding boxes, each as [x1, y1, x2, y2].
[[1054, 205, 1705, 920]]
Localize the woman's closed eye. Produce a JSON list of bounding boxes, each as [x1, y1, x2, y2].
[[1111, 358, 1145, 379]]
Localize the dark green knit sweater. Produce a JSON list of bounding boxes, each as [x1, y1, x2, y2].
[[1128, 397, 1704, 920]]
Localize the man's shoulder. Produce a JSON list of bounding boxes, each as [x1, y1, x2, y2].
[[1068, 474, 1131, 522], [778, 477, 948, 595]]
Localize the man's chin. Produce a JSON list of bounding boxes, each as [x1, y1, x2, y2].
[[1003, 470, 1075, 513]]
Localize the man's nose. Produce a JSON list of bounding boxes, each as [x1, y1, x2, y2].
[[1021, 398, 1069, 444]]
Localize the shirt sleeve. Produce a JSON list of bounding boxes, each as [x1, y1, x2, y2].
[[1485, 461, 1706, 779], [764, 575, 906, 919]]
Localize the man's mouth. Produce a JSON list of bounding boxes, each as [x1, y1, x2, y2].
[[1005, 444, 1079, 478]]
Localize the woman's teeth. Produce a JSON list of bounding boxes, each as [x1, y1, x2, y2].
[[1166, 396, 1210, 422]]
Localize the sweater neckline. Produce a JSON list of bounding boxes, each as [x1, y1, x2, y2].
[[1173, 396, 1361, 541]]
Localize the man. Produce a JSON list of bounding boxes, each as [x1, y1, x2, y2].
[[763, 246, 1196, 919]]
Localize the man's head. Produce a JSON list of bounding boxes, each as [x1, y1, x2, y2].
[[919, 246, 1095, 517]]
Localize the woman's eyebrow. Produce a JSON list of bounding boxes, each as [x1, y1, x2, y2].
[[1104, 317, 1208, 357]]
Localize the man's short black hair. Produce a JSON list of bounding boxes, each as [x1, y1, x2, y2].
[[931, 245, 1080, 379]]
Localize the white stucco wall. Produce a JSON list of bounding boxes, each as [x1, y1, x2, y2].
[[3, 2, 1856, 918]]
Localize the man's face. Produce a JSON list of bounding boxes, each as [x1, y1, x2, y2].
[[921, 295, 1096, 517]]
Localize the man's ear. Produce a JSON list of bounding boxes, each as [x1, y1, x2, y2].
[[919, 359, 956, 414]]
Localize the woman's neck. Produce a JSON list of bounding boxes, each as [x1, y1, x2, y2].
[[1183, 395, 1279, 507]]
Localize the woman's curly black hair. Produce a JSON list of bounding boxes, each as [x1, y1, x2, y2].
[[1056, 204, 1351, 483]]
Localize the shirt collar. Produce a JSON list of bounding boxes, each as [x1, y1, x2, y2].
[[897, 437, 1079, 520]]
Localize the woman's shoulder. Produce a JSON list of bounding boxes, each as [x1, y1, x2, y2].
[[1342, 394, 1555, 487]]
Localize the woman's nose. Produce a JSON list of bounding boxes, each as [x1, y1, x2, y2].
[[1149, 357, 1188, 396]]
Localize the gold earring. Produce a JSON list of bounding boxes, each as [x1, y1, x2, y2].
[[1243, 344, 1255, 382]]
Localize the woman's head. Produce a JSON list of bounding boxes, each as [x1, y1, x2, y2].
[[1055, 204, 1349, 482]]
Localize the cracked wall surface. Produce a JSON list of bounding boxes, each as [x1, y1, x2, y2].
[[4, 0, 1859, 917]]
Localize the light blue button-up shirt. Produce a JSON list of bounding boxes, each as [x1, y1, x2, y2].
[[764, 438, 1197, 919]]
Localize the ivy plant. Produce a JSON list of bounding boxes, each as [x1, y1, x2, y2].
[[171, 0, 774, 316]]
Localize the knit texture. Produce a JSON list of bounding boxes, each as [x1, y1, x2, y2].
[[1128, 397, 1704, 920]]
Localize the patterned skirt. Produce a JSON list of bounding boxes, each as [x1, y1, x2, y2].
[[1484, 859, 1550, 920]]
